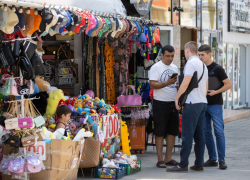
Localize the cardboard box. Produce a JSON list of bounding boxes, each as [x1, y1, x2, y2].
[[2, 139, 83, 180], [30, 139, 82, 180]]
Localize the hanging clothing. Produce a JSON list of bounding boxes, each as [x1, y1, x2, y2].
[[100, 40, 107, 102], [87, 37, 94, 91], [104, 40, 116, 105], [82, 34, 89, 90], [96, 39, 100, 98], [110, 38, 130, 97]]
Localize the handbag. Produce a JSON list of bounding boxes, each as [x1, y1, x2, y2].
[[25, 155, 42, 173], [117, 85, 142, 109], [5, 132, 21, 148], [13, 40, 20, 58], [8, 158, 25, 174], [19, 51, 35, 80], [11, 78, 19, 96], [21, 131, 37, 147], [57, 43, 72, 60], [5, 118, 19, 130], [79, 137, 101, 168], [20, 40, 37, 60], [178, 63, 205, 106], [2, 78, 11, 96], [0, 42, 15, 68], [17, 84, 30, 95], [30, 52, 46, 76], [18, 117, 33, 129], [34, 116, 45, 127]]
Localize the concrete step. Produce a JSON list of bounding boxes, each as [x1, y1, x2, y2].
[[223, 109, 250, 123]]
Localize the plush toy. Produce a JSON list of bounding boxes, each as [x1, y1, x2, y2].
[[68, 104, 77, 112], [74, 99, 83, 108], [48, 124, 56, 132], [78, 94, 90, 101], [45, 89, 66, 119], [112, 104, 121, 113], [69, 122, 77, 132], [35, 76, 51, 92]]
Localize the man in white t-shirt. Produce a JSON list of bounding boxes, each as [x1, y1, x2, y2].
[[149, 45, 179, 168], [167, 41, 208, 172]]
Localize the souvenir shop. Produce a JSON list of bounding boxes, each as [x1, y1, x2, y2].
[[0, 0, 159, 179]]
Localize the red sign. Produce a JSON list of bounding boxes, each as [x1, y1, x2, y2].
[[103, 115, 120, 139]]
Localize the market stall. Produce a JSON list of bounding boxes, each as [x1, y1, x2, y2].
[[0, 0, 162, 179]]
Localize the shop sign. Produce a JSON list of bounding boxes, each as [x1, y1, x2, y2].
[[20, 141, 46, 160], [134, 0, 153, 16], [103, 114, 120, 139], [228, 0, 250, 33]]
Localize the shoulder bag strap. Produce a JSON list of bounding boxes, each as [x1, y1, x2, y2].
[[198, 63, 205, 84], [208, 64, 220, 76]]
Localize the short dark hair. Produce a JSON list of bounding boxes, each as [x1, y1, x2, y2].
[[56, 105, 71, 118], [185, 41, 198, 54], [161, 45, 175, 55], [198, 44, 212, 54]]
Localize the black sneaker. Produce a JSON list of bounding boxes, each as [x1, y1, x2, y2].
[[166, 165, 188, 172], [203, 159, 218, 167], [219, 161, 227, 170], [190, 165, 204, 171]]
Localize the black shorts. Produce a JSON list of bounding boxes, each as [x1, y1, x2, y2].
[[153, 99, 179, 137]]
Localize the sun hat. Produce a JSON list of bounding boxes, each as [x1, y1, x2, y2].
[[1, 7, 18, 34]]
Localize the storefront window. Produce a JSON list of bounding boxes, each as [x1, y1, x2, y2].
[[151, 0, 171, 24], [239, 45, 246, 106], [181, 0, 196, 27], [228, 45, 234, 107], [202, 0, 216, 30]]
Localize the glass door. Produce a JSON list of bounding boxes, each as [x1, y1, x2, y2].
[[226, 44, 246, 109]]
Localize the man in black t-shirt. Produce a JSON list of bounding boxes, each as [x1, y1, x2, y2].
[[198, 45, 232, 170]]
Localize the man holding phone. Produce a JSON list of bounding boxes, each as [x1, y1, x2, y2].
[[149, 45, 179, 168]]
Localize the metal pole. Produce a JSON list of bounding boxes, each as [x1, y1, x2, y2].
[[200, 0, 203, 44]]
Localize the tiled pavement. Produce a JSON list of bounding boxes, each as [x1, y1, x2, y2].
[[78, 116, 250, 180]]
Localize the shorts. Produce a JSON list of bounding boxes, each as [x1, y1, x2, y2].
[[153, 99, 179, 137]]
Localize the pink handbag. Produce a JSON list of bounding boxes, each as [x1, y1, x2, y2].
[[117, 85, 142, 109], [8, 159, 25, 174], [18, 117, 33, 129], [11, 78, 19, 96], [25, 156, 42, 173]]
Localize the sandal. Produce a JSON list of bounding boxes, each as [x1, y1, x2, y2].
[[165, 159, 179, 166], [156, 161, 166, 168]]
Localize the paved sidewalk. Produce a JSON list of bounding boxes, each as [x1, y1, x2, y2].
[[78, 117, 250, 180]]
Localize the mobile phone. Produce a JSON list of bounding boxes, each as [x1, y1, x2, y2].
[[171, 73, 178, 79]]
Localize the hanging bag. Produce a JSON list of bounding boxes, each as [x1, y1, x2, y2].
[[2, 78, 11, 96], [10, 78, 19, 96], [30, 52, 46, 76], [0, 42, 15, 68], [19, 51, 35, 80], [117, 85, 142, 109]]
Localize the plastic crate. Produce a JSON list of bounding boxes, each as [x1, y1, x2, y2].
[[95, 164, 126, 179], [125, 159, 141, 175]]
